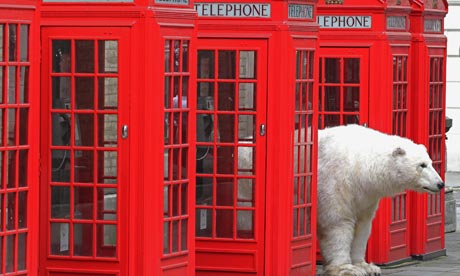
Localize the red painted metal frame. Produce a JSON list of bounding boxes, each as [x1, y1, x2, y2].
[[409, 0, 447, 260], [0, 2, 39, 276]]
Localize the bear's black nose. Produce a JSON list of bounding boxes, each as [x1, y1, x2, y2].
[[437, 182, 445, 190]]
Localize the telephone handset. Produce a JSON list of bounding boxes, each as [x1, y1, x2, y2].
[[52, 99, 71, 172], [196, 96, 214, 160]]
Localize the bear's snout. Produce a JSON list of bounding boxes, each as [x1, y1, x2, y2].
[[437, 182, 445, 190]]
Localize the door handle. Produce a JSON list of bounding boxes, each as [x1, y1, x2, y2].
[[121, 125, 128, 139], [260, 124, 266, 136]]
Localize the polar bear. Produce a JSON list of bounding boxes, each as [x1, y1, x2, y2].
[[317, 124, 444, 276]]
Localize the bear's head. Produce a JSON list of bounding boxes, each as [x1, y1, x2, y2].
[[391, 143, 444, 194]]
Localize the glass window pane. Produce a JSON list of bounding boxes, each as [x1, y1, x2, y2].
[[97, 224, 116, 257], [6, 151, 16, 188], [344, 87, 360, 112], [218, 50, 236, 79], [74, 113, 94, 146], [19, 109, 28, 146], [6, 193, 16, 230], [8, 24, 17, 62], [198, 50, 215, 79], [237, 179, 254, 207], [218, 114, 234, 142], [74, 150, 94, 183], [98, 188, 117, 220], [18, 233, 26, 271], [98, 151, 117, 184], [165, 40, 171, 73], [172, 220, 179, 252], [239, 83, 255, 111], [196, 177, 213, 205], [344, 58, 360, 83], [51, 186, 70, 218], [18, 191, 27, 229], [325, 58, 340, 83], [6, 235, 14, 272], [98, 114, 117, 147], [216, 178, 233, 206], [217, 146, 234, 174], [20, 25, 29, 62], [74, 187, 93, 220], [20, 66, 28, 103], [75, 77, 94, 109], [325, 87, 340, 111], [216, 209, 233, 238], [98, 40, 118, 73], [51, 223, 69, 255], [238, 147, 253, 174], [0, 24, 3, 61], [98, 78, 118, 110], [52, 40, 71, 73], [182, 41, 189, 72], [237, 210, 254, 239], [76, 40, 94, 73], [174, 41, 180, 72], [52, 77, 71, 108], [51, 150, 70, 182], [196, 208, 212, 237], [52, 113, 71, 146], [181, 219, 187, 250], [0, 67, 4, 103], [238, 115, 254, 141], [74, 223, 92, 256], [8, 66, 16, 104], [239, 51, 255, 79]]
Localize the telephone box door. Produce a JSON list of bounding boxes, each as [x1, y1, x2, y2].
[[195, 39, 267, 275], [318, 47, 369, 128], [39, 27, 130, 275]]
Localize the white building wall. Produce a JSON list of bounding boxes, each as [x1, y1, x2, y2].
[[446, 1, 460, 172]]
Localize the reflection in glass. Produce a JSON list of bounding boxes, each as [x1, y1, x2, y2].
[[8, 66, 16, 103], [237, 179, 253, 207], [19, 109, 28, 146], [218, 50, 236, 79], [172, 220, 179, 252], [52, 77, 71, 108], [197, 84, 214, 108], [74, 186, 93, 219], [18, 151, 27, 187], [239, 51, 255, 79], [217, 147, 234, 174], [8, 24, 17, 62], [216, 178, 233, 206], [165, 40, 171, 73], [238, 147, 254, 174], [182, 41, 189, 72], [75, 77, 94, 109], [51, 223, 69, 255], [165, 77, 171, 109], [74, 150, 94, 183], [98, 151, 117, 184], [52, 40, 71, 73], [18, 192, 27, 229], [325, 58, 340, 83], [0, 67, 3, 103], [6, 151, 16, 188], [51, 186, 70, 218], [218, 114, 234, 142], [163, 222, 169, 254], [20, 67, 28, 103], [344, 58, 360, 83], [6, 235, 13, 272], [196, 177, 213, 205], [18, 233, 26, 271], [98, 40, 118, 73], [181, 219, 188, 250], [99, 114, 117, 147], [0, 25, 3, 61], [237, 210, 254, 239], [198, 50, 214, 79], [324, 87, 340, 111], [76, 40, 94, 73], [98, 188, 117, 220], [74, 223, 92, 256], [174, 41, 180, 72], [344, 87, 360, 111], [51, 150, 70, 182], [97, 224, 116, 257], [196, 208, 212, 237], [98, 78, 118, 110], [52, 113, 70, 146], [216, 209, 233, 238], [20, 25, 29, 62], [6, 193, 15, 230], [239, 83, 255, 110], [75, 113, 93, 146], [238, 115, 254, 141]]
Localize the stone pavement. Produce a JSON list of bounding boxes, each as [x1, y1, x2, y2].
[[316, 172, 460, 275]]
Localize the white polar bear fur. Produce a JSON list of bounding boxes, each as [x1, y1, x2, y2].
[[317, 124, 444, 276]]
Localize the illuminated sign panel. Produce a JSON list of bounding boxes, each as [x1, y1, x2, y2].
[[194, 2, 271, 17], [317, 15, 372, 29]]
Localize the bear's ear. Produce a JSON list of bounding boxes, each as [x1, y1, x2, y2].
[[392, 147, 406, 157]]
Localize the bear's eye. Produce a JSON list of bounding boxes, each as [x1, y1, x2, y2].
[[420, 163, 427, 169]]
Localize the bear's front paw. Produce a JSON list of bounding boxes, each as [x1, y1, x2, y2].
[[354, 262, 381, 276], [323, 264, 367, 276]]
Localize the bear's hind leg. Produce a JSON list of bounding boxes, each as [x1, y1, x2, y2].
[[322, 264, 367, 276]]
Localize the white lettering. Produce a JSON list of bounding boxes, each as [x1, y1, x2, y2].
[[317, 15, 372, 29], [195, 2, 271, 18]]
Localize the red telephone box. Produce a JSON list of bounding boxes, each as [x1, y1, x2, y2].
[[409, 0, 448, 260], [0, 1, 39, 275], [317, 0, 447, 266], [38, 0, 197, 275], [194, 0, 319, 275]]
